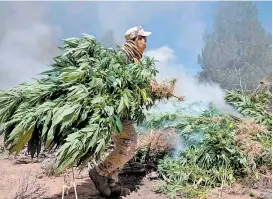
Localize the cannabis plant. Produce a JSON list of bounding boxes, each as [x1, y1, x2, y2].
[[225, 90, 272, 131], [0, 34, 173, 172]]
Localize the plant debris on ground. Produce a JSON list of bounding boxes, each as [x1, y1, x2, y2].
[[134, 88, 272, 199]]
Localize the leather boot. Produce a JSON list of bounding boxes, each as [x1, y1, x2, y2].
[[109, 181, 131, 197], [89, 168, 111, 197]]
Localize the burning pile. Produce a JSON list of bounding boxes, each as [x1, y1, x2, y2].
[[132, 87, 272, 199]]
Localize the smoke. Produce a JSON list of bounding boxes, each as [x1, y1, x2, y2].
[[144, 46, 244, 156], [0, 1, 206, 90], [0, 2, 59, 90], [145, 46, 242, 117], [99, 30, 116, 48], [171, 135, 187, 159]]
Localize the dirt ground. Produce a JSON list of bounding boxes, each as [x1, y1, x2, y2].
[[0, 135, 271, 199], [0, 158, 271, 199], [0, 159, 168, 199]]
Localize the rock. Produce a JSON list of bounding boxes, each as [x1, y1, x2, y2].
[[147, 171, 159, 180], [41, 158, 57, 176], [37, 174, 43, 179]]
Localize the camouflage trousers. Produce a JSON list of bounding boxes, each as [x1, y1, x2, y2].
[[95, 120, 138, 181]]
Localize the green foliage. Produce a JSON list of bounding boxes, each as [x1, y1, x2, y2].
[[139, 101, 271, 198], [255, 132, 272, 168], [225, 89, 272, 131], [155, 115, 246, 198], [0, 34, 163, 172], [197, 2, 272, 90], [157, 158, 235, 199], [225, 89, 272, 169]]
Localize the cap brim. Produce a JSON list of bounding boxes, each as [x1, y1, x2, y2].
[[140, 31, 152, 37]]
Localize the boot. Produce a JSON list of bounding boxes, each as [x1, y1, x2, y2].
[[109, 182, 131, 197], [108, 168, 131, 197], [89, 168, 111, 197]]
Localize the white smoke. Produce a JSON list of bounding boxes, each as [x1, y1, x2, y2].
[[145, 46, 242, 117], [0, 1, 205, 91], [171, 135, 187, 159], [144, 46, 243, 156]]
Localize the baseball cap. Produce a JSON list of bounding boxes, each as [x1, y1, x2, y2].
[[124, 26, 152, 40]]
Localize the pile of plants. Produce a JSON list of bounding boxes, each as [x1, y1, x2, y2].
[[135, 88, 271, 199], [225, 89, 272, 131]]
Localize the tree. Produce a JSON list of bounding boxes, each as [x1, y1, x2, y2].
[[197, 2, 272, 91]]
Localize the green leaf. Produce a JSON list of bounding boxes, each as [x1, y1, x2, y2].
[[88, 129, 99, 149], [123, 94, 130, 109], [95, 139, 105, 154], [115, 117, 122, 133], [140, 89, 147, 102], [116, 79, 122, 87], [91, 96, 104, 104], [117, 97, 124, 114], [11, 127, 34, 155]]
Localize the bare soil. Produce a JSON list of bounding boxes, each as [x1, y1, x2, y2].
[[0, 158, 271, 199], [0, 136, 271, 199], [0, 159, 167, 199]]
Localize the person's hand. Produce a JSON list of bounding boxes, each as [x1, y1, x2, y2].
[[150, 81, 157, 92]]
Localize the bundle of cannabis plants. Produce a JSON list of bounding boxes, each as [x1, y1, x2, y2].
[[225, 89, 272, 131], [138, 101, 271, 199], [0, 34, 174, 172]]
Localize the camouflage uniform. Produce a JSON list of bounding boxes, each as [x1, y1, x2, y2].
[[96, 120, 137, 181], [89, 26, 152, 197]]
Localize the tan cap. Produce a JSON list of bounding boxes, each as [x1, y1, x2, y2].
[[124, 26, 152, 40]]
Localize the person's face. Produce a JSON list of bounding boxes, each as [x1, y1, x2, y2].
[[135, 36, 147, 54]]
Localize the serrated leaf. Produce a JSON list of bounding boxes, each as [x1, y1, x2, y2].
[[115, 117, 122, 133], [95, 139, 105, 154], [123, 94, 130, 109], [140, 89, 147, 102], [117, 97, 124, 114]]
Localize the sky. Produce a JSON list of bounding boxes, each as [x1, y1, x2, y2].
[[0, 1, 271, 90]]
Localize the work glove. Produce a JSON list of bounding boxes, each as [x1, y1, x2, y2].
[[150, 80, 158, 92]]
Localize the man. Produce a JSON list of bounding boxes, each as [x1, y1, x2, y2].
[[89, 26, 179, 197]]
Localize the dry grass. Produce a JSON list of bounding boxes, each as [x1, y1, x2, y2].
[[259, 79, 270, 90], [137, 128, 177, 152], [153, 79, 176, 100], [235, 119, 264, 167], [13, 171, 46, 199]]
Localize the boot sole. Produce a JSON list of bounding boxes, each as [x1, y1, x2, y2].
[[89, 170, 111, 197], [110, 185, 131, 197]]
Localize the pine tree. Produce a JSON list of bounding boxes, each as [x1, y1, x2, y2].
[[197, 2, 272, 90]]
